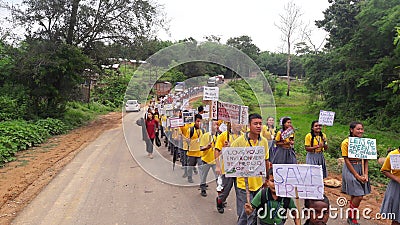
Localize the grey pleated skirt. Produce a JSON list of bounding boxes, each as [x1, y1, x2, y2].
[[271, 146, 297, 164], [380, 179, 400, 223], [341, 163, 371, 196], [306, 152, 327, 178]]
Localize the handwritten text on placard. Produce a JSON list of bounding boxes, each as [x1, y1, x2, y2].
[[348, 137, 377, 159], [318, 110, 335, 126], [273, 164, 324, 200], [222, 146, 266, 177]]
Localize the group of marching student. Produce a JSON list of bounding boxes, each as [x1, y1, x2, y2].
[[139, 105, 400, 225]]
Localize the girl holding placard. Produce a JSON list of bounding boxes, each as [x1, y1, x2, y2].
[[380, 147, 400, 225], [341, 122, 370, 225], [272, 117, 296, 164], [305, 121, 328, 178]]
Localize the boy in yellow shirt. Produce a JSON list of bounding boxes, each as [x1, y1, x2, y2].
[[199, 120, 220, 197], [215, 122, 243, 214], [185, 114, 205, 183], [231, 113, 269, 225]]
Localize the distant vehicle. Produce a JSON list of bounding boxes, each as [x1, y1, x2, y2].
[[175, 82, 186, 92], [207, 77, 217, 87], [125, 100, 140, 112], [216, 75, 224, 83], [154, 81, 172, 98]]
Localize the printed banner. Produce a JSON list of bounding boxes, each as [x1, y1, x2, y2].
[[169, 118, 184, 128], [390, 154, 400, 170], [273, 164, 324, 200], [211, 100, 218, 120], [203, 86, 219, 101], [222, 146, 266, 177], [318, 110, 335, 126], [348, 137, 377, 159]]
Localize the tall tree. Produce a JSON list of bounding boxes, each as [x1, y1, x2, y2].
[[4, 0, 165, 51], [275, 1, 303, 96]]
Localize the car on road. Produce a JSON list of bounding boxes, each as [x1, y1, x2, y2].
[[207, 77, 217, 86], [125, 100, 140, 112]]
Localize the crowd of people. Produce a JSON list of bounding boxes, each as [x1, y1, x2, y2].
[[136, 102, 399, 225]]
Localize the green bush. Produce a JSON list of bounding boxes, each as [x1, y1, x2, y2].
[[35, 118, 67, 135], [0, 120, 50, 166]]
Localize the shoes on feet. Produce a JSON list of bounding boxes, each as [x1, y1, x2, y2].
[[188, 177, 194, 183], [216, 197, 224, 214], [201, 189, 207, 197]]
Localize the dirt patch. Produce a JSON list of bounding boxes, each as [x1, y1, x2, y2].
[[0, 112, 122, 225]]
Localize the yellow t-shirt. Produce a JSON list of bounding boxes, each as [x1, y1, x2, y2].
[[231, 135, 269, 192], [200, 132, 217, 164], [180, 123, 192, 150], [381, 149, 400, 177], [186, 126, 205, 157], [341, 138, 351, 157], [215, 131, 243, 174], [304, 133, 327, 153], [215, 131, 242, 151], [261, 125, 275, 141], [275, 130, 295, 149]]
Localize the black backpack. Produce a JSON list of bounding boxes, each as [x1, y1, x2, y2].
[[189, 126, 205, 139]]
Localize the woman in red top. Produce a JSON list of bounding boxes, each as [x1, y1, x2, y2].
[[145, 111, 158, 159]]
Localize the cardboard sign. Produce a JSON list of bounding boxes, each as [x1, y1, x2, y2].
[[389, 154, 400, 170], [165, 110, 174, 117], [222, 146, 266, 177], [165, 104, 174, 111], [219, 123, 227, 132], [203, 86, 219, 101], [318, 110, 335, 126], [169, 118, 184, 128], [273, 164, 324, 200], [215, 101, 248, 124], [281, 127, 295, 140], [211, 100, 218, 120], [182, 112, 194, 124], [348, 137, 377, 159]]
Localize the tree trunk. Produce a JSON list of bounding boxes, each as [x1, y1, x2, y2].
[[286, 38, 291, 96], [67, 0, 80, 45]]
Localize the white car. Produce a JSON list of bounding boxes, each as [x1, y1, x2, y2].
[[125, 100, 140, 112]]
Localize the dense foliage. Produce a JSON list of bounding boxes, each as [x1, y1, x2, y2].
[[305, 0, 400, 131]]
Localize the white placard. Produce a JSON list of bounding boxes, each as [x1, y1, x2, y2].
[[318, 110, 335, 126], [169, 118, 184, 128], [203, 86, 219, 101], [389, 154, 400, 170], [222, 146, 266, 177], [273, 164, 324, 200], [165, 104, 173, 110], [182, 112, 194, 124], [211, 100, 218, 120], [219, 123, 227, 132], [348, 137, 377, 159], [216, 101, 248, 124]]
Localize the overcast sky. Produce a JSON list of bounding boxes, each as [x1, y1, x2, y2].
[[2, 0, 331, 52], [156, 0, 331, 52]]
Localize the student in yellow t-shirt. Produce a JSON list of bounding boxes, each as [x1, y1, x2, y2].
[[273, 117, 296, 164], [231, 113, 269, 225], [304, 120, 328, 178], [185, 114, 205, 183], [341, 122, 370, 225], [214, 122, 243, 214], [199, 120, 220, 197], [380, 148, 400, 225]]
